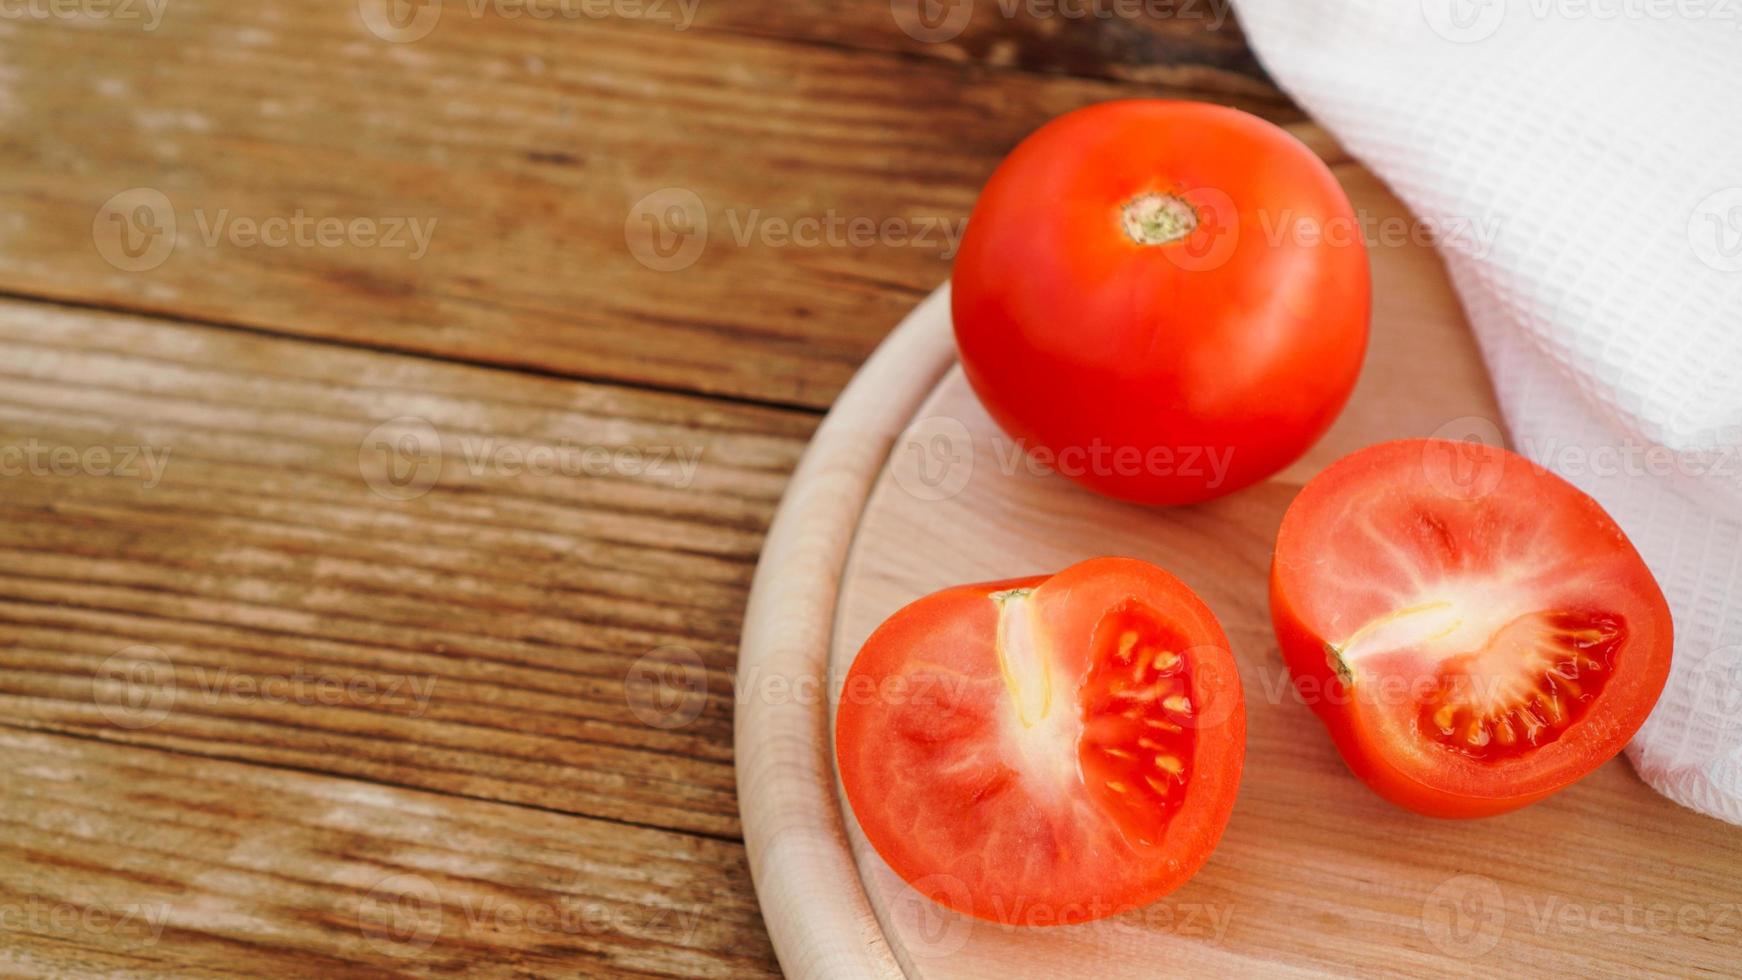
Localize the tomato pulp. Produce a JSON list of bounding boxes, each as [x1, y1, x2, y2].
[[1270, 439, 1673, 817], [835, 557, 1245, 924], [952, 100, 1370, 505]]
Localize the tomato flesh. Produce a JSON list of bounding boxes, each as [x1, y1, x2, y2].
[[835, 557, 1244, 924], [1270, 439, 1673, 817]]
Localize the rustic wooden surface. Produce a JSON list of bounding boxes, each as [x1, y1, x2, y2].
[[0, 2, 1311, 975]]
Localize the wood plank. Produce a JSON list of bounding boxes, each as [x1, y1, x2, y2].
[[0, 297, 813, 839], [0, 727, 777, 977], [0, 4, 1297, 410], [687, 0, 1288, 96]]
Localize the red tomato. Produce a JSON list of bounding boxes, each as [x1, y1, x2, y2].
[[834, 557, 1245, 925], [1270, 439, 1673, 818], [952, 100, 1369, 505]]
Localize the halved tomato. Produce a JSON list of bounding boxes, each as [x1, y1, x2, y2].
[[834, 557, 1245, 925], [1270, 438, 1673, 818]]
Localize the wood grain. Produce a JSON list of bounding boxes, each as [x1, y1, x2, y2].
[[690, 0, 1287, 95], [0, 2, 1294, 410], [737, 164, 1742, 977], [0, 297, 813, 840], [0, 727, 776, 976]]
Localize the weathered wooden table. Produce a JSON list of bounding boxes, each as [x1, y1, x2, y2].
[[1, 4, 1307, 975]]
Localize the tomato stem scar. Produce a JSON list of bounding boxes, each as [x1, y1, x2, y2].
[[1120, 192, 1198, 246]]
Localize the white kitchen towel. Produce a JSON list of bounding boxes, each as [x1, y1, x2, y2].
[[1231, 0, 1742, 824]]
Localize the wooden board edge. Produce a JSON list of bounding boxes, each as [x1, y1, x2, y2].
[[736, 285, 956, 980]]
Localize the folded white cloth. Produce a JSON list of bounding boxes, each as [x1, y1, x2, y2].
[[1233, 0, 1742, 823]]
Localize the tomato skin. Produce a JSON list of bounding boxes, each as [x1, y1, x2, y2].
[[1269, 439, 1674, 818], [952, 100, 1369, 506], [834, 557, 1245, 924]]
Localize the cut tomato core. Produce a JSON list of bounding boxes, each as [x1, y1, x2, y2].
[[1328, 588, 1629, 764], [985, 590, 1200, 847]]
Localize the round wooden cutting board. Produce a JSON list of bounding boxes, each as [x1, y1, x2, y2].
[[735, 167, 1741, 979]]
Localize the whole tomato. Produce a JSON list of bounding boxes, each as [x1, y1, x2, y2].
[[952, 100, 1370, 505]]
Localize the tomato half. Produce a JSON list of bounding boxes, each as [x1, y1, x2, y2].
[[1270, 439, 1673, 818], [952, 100, 1369, 506], [834, 557, 1245, 925]]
